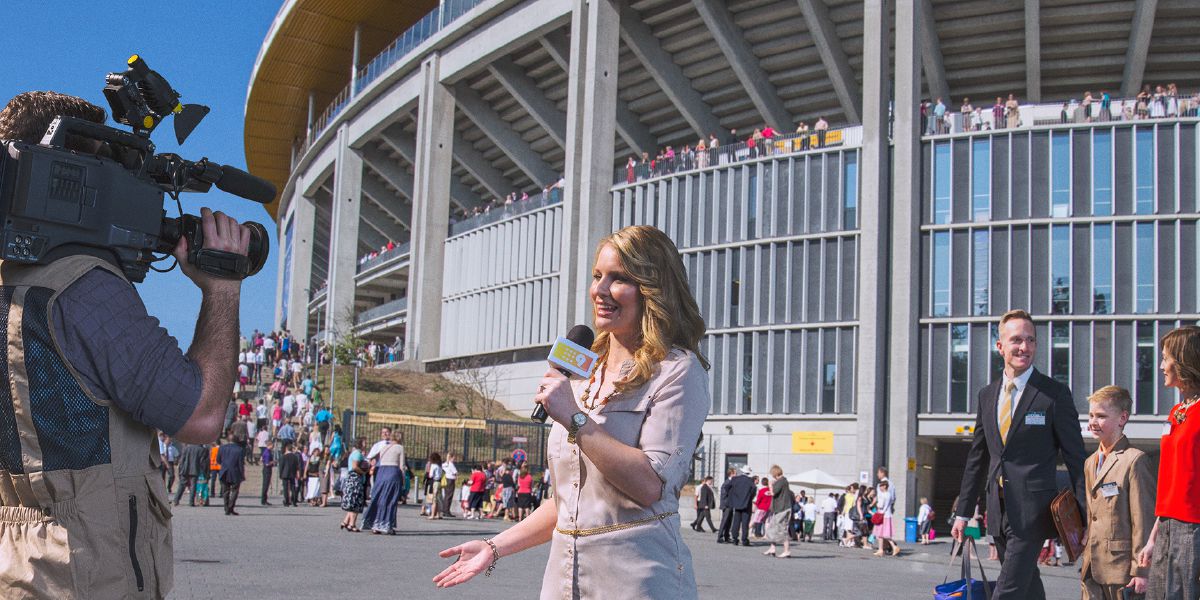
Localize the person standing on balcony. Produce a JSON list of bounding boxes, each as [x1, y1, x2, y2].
[[1005, 94, 1021, 128], [796, 121, 810, 150], [933, 98, 947, 134], [814, 117, 829, 147], [992, 97, 1006, 129]]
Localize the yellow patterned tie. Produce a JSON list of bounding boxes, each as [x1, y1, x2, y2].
[[999, 381, 1016, 444]]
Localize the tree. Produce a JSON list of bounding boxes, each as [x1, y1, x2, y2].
[[433, 356, 501, 420]]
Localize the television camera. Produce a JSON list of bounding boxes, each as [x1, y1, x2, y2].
[[0, 55, 273, 282]]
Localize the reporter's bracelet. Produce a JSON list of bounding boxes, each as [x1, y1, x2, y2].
[[484, 538, 500, 577]]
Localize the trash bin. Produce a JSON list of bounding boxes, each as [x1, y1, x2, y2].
[[905, 517, 919, 543]]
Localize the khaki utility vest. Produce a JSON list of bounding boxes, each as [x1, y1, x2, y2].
[[0, 255, 173, 599]]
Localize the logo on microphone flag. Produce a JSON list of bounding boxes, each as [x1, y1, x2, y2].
[[547, 337, 598, 378]]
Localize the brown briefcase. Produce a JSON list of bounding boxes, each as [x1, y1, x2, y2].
[[1050, 489, 1086, 563]]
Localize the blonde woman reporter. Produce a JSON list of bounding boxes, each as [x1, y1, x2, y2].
[[434, 226, 710, 598]]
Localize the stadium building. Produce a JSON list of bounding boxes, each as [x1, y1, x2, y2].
[[248, 0, 1200, 518]]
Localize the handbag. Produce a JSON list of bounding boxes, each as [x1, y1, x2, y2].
[[934, 538, 992, 600], [871, 512, 885, 526], [1050, 489, 1086, 563]]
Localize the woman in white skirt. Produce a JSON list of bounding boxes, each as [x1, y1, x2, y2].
[[763, 466, 794, 558]]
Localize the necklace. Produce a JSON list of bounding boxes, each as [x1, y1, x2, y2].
[[580, 360, 629, 409], [1172, 395, 1200, 425]]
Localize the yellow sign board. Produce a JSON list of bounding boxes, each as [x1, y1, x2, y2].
[[367, 412, 487, 430], [791, 431, 834, 454], [907, 458, 917, 472]]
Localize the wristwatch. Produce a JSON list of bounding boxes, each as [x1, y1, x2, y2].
[[567, 412, 588, 445]]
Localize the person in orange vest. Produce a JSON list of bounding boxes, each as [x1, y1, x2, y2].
[[208, 445, 222, 507]]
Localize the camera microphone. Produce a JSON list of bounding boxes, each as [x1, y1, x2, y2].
[[531, 325, 598, 423], [212, 164, 276, 204]]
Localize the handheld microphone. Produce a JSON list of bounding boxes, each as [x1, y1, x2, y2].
[[531, 325, 598, 423]]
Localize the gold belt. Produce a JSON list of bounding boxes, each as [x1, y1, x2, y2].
[[555, 511, 677, 537]]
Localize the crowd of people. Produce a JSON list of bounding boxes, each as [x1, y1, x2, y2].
[[624, 119, 833, 183], [451, 175, 566, 224], [923, 82, 1199, 135], [696, 465, 908, 561]]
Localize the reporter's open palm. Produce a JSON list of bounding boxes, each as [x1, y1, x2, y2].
[[434, 540, 491, 588]]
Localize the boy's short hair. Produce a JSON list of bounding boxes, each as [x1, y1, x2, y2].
[[1088, 385, 1133, 415]]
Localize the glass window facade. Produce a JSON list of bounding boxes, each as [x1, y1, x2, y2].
[[1135, 128, 1155, 215], [1051, 225, 1070, 314], [1092, 224, 1112, 314], [1136, 321, 1156, 414], [1136, 222, 1155, 312], [933, 231, 951, 316], [915, 122, 1199, 419], [1051, 322, 1070, 386], [972, 230, 989, 315], [933, 142, 951, 224], [1051, 132, 1071, 218], [972, 139, 990, 220], [1093, 130, 1112, 216], [843, 152, 858, 228], [950, 324, 968, 412]]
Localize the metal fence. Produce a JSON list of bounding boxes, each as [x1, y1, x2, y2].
[[343, 411, 551, 472]]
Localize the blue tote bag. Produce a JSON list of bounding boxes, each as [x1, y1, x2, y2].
[[934, 537, 992, 600]]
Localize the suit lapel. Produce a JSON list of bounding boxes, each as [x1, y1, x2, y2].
[[1094, 436, 1130, 489], [982, 380, 1002, 453]]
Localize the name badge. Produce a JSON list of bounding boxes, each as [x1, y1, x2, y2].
[[1100, 482, 1119, 498], [1025, 411, 1046, 426], [1163, 421, 1173, 437]]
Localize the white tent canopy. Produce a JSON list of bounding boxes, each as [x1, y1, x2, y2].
[[787, 469, 848, 491]]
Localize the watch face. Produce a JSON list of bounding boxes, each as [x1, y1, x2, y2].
[[572, 413, 588, 427]]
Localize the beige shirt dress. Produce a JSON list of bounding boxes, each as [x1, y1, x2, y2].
[[540, 349, 710, 600]]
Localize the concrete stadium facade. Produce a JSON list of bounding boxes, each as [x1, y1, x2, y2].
[[249, 0, 1200, 518]]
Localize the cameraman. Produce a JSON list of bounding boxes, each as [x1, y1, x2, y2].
[[0, 91, 247, 599]]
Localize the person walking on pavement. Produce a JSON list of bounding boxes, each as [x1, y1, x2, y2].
[[952, 309, 1087, 600], [692, 476, 717, 533], [260, 442, 276, 505], [217, 431, 247, 515], [727, 466, 757, 546], [278, 442, 302, 507], [717, 468, 736, 543], [173, 443, 209, 507]]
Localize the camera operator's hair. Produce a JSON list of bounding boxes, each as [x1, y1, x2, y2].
[[0, 91, 106, 143]]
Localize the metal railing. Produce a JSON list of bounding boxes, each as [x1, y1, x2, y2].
[[355, 297, 408, 326], [924, 94, 1200, 136], [614, 126, 863, 185], [357, 241, 412, 274], [343, 411, 551, 471], [307, 0, 484, 146], [448, 188, 562, 237]]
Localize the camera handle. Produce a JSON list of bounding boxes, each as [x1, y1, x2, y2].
[[40, 116, 152, 157], [191, 248, 252, 280]]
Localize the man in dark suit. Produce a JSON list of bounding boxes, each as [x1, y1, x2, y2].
[[278, 442, 301, 507], [726, 466, 757, 546], [216, 432, 246, 516], [952, 309, 1087, 600], [717, 468, 736, 543], [692, 476, 717, 532]]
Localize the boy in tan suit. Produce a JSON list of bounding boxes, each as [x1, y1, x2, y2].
[[1081, 386, 1155, 599]]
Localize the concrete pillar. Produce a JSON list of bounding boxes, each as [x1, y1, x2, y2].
[[351, 23, 362, 93], [405, 54, 454, 365], [557, 0, 620, 331], [286, 190, 316, 342], [888, 0, 924, 518], [325, 124, 363, 343], [854, 0, 891, 503]]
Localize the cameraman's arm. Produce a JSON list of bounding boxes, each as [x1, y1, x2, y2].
[[173, 208, 250, 444]]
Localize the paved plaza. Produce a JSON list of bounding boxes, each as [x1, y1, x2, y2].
[[170, 472, 1083, 599]]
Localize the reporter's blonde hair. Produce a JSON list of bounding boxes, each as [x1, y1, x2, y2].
[[592, 226, 708, 392]]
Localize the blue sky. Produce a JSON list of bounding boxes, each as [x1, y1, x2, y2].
[[1, 2, 284, 346]]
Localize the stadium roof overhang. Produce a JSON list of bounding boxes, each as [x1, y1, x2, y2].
[[244, 0, 436, 221]]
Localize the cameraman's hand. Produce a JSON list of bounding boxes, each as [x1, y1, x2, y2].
[[175, 207, 251, 294]]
